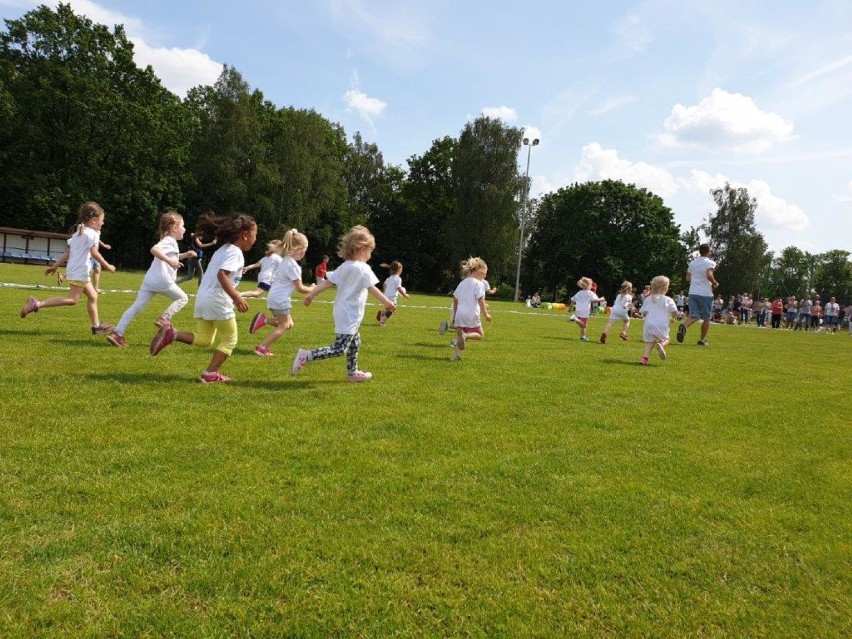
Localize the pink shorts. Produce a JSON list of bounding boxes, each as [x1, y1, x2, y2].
[[575, 316, 589, 328], [458, 326, 484, 337]]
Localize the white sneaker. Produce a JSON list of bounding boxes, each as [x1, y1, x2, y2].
[[347, 370, 372, 382], [656, 343, 667, 360], [291, 348, 309, 375]]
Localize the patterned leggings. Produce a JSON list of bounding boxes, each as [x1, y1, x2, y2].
[[309, 333, 361, 374]]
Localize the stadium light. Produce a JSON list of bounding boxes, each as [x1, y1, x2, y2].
[[514, 137, 539, 302]]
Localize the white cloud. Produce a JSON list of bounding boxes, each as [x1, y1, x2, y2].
[[481, 106, 517, 122], [574, 143, 679, 197], [657, 88, 795, 153], [835, 180, 852, 204], [344, 89, 388, 130], [745, 179, 809, 232]]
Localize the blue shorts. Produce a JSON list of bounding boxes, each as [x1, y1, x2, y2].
[[826, 316, 837, 327], [688, 295, 713, 321]]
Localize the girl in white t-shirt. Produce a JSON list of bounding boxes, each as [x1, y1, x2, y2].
[[377, 261, 410, 326], [569, 276, 603, 342], [106, 212, 195, 347], [639, 275, 678, 366], [149, 214, 257, 384], [22, 201, 116, 335], [240, 241, 284, 299], [449, 257, 491, 362], [600, 280, 634, 344], [291, 225, 395, 382], [248, 230, 314, 356]]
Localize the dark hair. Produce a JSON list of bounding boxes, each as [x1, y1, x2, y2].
[[698, 243, 711, 256], [196, 212, 256, 244]]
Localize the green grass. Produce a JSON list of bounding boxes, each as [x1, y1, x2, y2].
[[0, 263, 849, 637]]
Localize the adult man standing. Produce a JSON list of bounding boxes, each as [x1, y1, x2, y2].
[[677, 243, 719, 346]]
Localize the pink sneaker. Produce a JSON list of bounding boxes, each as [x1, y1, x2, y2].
[[640, 356, 649, 366], [254, 345, 274, 357], [249, 312, 267, 334], [199, 371, 232, 384], [291, 348, 309, 376], [150, 325, 176, 356], [21, 296, 39, 318], [347, 370, 372, 382], [154, 316, 171, 328], [107, 331, 128, 348]]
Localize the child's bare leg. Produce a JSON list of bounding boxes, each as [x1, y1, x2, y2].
[[260, 315, 292, 349], [205, 350, 228, 374], [602, 319, 615, 336], [642, 341, 654, 359], [38, 287, 83, 309], [83, 285, 100, 326]]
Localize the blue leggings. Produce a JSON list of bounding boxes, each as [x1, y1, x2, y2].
[[309, 333, 361, 374]]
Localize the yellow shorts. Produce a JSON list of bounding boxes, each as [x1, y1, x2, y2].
[[66, 279, 89, 288]]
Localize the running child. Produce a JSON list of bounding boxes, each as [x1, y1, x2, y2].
[[149, 214, 257, 383], [600, 281, 635, 343], [376, 261, 410, 326], [569, 276, 603, 342], [290, 225, 395, 382], [248, 230, 313, 356], [448, 257, 491, 362], [240, 240, 284, 299], [21, 201, 115, 335], [106, 211, 195, 347], [639, 275, 678, 365]]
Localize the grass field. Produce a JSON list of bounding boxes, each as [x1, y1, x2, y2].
[[0, 263, 849, 638]]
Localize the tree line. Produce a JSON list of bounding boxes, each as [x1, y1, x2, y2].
[[2, 4, 849, 302]]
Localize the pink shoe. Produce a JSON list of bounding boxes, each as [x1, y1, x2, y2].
[[150, 325, 176, 356], [199, 371, 232, 384], [107, 331, 128, 348], [21, 296, 39, 318], [154, 315, 171, 328], [620, 333, 628, 341], [254, 345, 274, 357], [347, 370, 373, 382], [249, 312, 267, 334], [640, 356, 649, 366], [291, 348, 309, 376]]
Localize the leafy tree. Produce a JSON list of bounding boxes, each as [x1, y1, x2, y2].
[[0, 3, 192, 266], [768, 246, 810, 299], [703, 183, 768, 298], [450, 117, 524, 284], [525, 180, 684, 301], [812, 250, 852, 303]]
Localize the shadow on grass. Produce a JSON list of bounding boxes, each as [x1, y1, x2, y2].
[[410, 341, 453, 349]]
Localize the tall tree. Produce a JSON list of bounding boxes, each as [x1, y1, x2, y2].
[[703, 183, 768, 298], [0, 3, 192, 266], [450, 117, 524, 284], [768, 246, 810, 299], [812, 250, 852, 302], [525, 180, 684, 301]]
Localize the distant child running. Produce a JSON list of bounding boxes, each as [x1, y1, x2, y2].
[[314, 254, 329, 284], [447, 257, 491, 361], [106, 212, 196, 348], [291, 225, 395, 382], [21, 201, 115, 335], [639, 275, 678, 365], [240, 240, 284, 299], [569, 276, 603, 342], [376, 261, 410, 326], [249, 230, 314, 356], [149, 214, 257, 383], [600, 281, 635, 343]]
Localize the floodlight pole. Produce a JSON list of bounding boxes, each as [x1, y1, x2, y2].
[[514, 137, 539, 302]]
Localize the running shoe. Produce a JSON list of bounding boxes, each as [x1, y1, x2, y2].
[[291, 348, 309, 375], [199, 371, 232, 384], [107, 331, 128, 348], [249, 312, 267, 334], [20, 296, 39, 318], [254, 345, 274, 357], [346, 370, 372, 382], [676, 323, 686, 343], [150, 325, 176, 355]]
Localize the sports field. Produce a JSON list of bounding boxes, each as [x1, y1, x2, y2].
[[1, 264, 849, 638]]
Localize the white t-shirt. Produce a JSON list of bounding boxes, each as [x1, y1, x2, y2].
[[688, 255, 716, 297], [194, 243, 244, 320], [825, 302, 840, 317], [327, 260, 379, 335], [257, 254, 283, 285], [610, 293, 633, 320], [571, 289, 598, 318], [383, 274, 403, 303], [453, 277, 485, 328], [142, 236, 180, 291], [642, 294, 677, 342], [65, 226, 99, 281], [267, 255, 303, 309]]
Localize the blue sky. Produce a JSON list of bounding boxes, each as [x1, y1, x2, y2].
[[3, 0, 852, 254]]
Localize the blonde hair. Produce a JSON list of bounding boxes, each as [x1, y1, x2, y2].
[[265, 239, 285, 255], [619, 280, 632, 295], [381, 260, 403, 275], [338, 225, 375, 260], [460, 257, 487, 278], [158, 211, 183, 238], [577, 276, 593, 290], [650, 275, 670, 295], [280, 228, 308, 256]]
